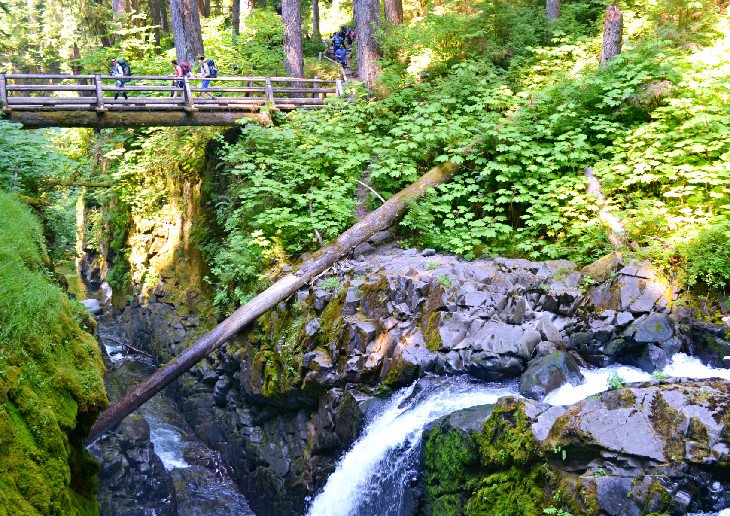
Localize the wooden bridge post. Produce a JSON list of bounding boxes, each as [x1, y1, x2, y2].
[[94, 74, 106, 112], [313, 76, 320, 99], [0, 73, 9, 112], [265, 77, 275, 105], [183, 76, 197, 112]]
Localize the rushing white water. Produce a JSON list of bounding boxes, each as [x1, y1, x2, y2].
[[545, 353, 730, 406], [143, 412, 190, 470], [310, 353, 730, 516], [307, 377, 518, 516]]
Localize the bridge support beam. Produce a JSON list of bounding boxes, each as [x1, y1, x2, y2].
[[8, 109, 270, 129]]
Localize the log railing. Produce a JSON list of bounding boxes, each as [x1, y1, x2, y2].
[[0, 73, 341, 114]]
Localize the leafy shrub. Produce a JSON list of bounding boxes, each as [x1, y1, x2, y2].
[[677, 218, 730, 290]]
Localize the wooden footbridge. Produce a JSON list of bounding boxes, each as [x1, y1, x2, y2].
[[0, 73, 344, 129]]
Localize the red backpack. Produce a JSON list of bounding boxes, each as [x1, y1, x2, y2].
[[180, 61, 191, 76]]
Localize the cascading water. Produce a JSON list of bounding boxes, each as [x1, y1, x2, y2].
[[307, 377, 518, 516], [309, 353, 730, 516], [544, 353, 730, 406]]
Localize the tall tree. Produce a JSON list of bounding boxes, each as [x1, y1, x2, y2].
[[312, 0, 320, 42], [546, 0, 559, 20], [282, 0, 304, 78], [201, 0, 211, 17], [169, 0, 205, 64], [232, 0, 240, 37], [600, 4, 623, 67], [354, 0, 381, 87], [150, 0, 170, 46], [384, 0, 402, 26]]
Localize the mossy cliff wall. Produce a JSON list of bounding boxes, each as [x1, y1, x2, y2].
[[0, 192, 108, 515]]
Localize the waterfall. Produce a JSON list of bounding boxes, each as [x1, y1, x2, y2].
[[307, 377, 518, 516], [309, 353, 730, 516]]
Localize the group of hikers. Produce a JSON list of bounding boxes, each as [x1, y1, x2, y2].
[[331, 25, 355, 67], [109, 55, 218, 101], [108, 23, 352, 101]]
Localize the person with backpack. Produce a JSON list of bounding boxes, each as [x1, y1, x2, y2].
[[110, 58, 129, 100], [332, 32, 344, 51], [197, 55, 217, 99], [171, 59, 191, 98], [334, 45, 348, 68]]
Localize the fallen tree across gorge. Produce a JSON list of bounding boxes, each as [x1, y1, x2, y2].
[[87, 151, 469, 443]]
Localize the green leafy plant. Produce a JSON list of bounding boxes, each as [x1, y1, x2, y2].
[[607, 372, 626, 391]]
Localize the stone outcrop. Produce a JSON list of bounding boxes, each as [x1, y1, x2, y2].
[[99, 239, 729, 515], [423, 379, 730, 515]]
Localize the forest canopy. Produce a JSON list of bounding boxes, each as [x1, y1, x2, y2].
[[1, 0, 728, 313]]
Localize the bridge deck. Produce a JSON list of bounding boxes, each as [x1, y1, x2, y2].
[[0, 74, 344, 128]]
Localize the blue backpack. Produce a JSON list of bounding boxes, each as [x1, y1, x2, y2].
[[206, 59, 218, 78]]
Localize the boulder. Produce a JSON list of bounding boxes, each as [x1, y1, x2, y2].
[[519, 351, 584, 401]]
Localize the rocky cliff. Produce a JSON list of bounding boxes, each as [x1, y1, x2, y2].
[[101, 229, 729, 514]]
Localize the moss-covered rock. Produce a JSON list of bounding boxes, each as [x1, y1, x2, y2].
[[0, 192, 108, 515]]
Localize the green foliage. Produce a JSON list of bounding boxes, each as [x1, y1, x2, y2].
[[607, 372, 626, 390], [675, 218, 730, 291], [0, 191, 107, 514]]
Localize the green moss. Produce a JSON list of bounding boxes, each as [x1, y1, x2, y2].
[[0, 192, 108, 515], [424, 311, 443, 352], [477, 397, 541, 469], [381, 356, 418, 390], [465, 467, 546, 516], [424, 426, 480, 502]]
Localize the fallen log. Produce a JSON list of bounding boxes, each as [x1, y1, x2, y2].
[[87, 156, 464, 443]]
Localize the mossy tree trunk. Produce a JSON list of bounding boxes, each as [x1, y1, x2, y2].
[[600, 4, 623, 67], [87, 157, 464, 443]]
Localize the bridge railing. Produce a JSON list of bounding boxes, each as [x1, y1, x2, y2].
[[0, 73, 344, 112]]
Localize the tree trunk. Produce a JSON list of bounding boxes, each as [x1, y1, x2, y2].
[[384, 0, 402, 26], [86, 157, 463, 443], [600, 4, 623, 67], [111, 0, 130, 17], [282, 0, 304, 78], [149, 0, 169, 46], [312, 0, 320, 42], [201, 0, 211, 17], [232, 0, 241, 37], [546, 0, 559, 20], [169, 0, 205, 64], [354, 0, 381, 88]]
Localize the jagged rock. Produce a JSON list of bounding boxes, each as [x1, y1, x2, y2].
[[536, 317, 563, 345], [519, 351, 584, 401], [92, 414, 176, 516]]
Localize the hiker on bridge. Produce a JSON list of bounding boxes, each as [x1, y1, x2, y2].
[[170, 59, 189, 99], [196, 56, 217, 100], [110, 58, 129, 101]]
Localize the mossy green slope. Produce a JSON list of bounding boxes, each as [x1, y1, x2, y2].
[[0, 192, 108, 515]]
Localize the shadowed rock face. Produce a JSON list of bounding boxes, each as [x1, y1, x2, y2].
[[424, 379, 730, 515]]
